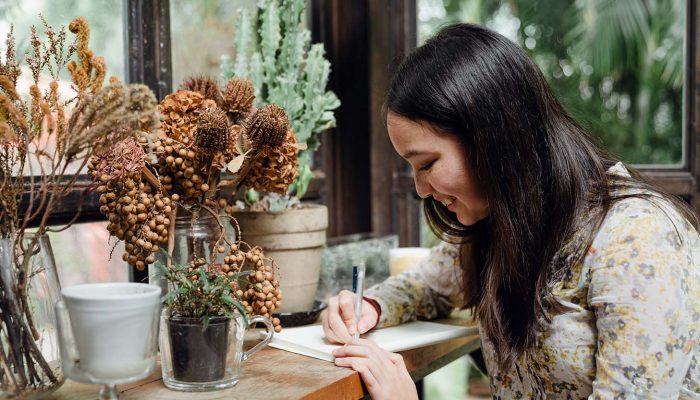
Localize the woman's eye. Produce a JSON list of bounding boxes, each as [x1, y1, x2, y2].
[[418, 160, 435, 171]]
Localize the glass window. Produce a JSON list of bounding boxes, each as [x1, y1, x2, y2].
[[417, 0, 686, 166], [47, 222, 128, 287], [170, 0, 257, 86], [0, 1, 126, 175]]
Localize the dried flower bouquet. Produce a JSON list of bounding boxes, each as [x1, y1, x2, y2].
[[90, 74, 304, 332], [0, 16, 158, 397]]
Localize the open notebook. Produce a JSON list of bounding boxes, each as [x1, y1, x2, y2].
[[268, 321, 479, 362]]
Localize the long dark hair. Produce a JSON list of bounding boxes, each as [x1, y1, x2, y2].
[[387, 23, 698, 370]]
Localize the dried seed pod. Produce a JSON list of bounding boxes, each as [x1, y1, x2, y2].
[[221, 77, 254, 121], [244, 129, 299, 194], [90, 137, 146, 181], [180, 75, 222, 105], [195, 106, 230, 152], [244, 104, 288, 150]]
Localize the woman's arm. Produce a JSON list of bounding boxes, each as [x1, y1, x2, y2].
[[366, 241, 466, 329], [587, 199, 699, 398]]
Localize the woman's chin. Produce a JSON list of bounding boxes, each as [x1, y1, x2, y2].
[[455, 209, 489, 227]]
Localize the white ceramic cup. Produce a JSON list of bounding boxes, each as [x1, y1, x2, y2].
[[60, 283, 161, 381], [389, 247, 431, 276]]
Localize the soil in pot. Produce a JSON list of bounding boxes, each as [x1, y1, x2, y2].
[[167, 316, 230, 382]]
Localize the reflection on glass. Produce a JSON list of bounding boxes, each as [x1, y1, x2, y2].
[[0, 1, 125, 175], [417, 0, 685, 165], [317, 234, 397, 303], [170, 0, 257, 86], [47, 222, 128, 286]]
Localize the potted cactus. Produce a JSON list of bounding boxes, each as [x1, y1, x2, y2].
[[220, 0, 340, 313]]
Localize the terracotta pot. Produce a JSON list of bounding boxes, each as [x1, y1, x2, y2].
[[233, 204, 328, 313]]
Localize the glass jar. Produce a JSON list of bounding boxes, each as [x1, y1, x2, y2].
[[0, 233, 64, 399], [150, 207, 229, 293]]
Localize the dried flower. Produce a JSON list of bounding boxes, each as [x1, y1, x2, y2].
[[0, 75, 18, 101], [244, 129, 299, 194], [221, 77, 254, 121], [0, 26, 21, 85], [196, 106, 230, 153], [158, 90, 204, 144], [90, 137, 146, 180], [181, 75, 223, 105], [243, 104, 288, 149]]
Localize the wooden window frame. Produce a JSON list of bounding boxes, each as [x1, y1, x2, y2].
[[24, 0, 700, 252], [359, 0, 700, 247]]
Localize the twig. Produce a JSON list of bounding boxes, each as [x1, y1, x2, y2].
[[166, 202, 178, 271]]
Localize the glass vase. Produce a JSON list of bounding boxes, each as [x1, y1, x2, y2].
[[0, 233, 64, 399], [149, 207, 227, 293]]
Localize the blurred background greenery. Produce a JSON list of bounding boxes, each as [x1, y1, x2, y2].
[[418, 0, 685, 166]]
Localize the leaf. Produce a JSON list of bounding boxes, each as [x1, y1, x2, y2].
[[222, 295, 249, 325], [226, 154, 246, 174]]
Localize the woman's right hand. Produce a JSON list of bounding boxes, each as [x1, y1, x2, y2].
[[322, 290, 379, 344]]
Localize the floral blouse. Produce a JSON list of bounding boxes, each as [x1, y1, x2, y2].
[[365, 164, 700, 399]]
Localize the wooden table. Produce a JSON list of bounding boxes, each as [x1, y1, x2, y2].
[[50, 315, 480, 400]]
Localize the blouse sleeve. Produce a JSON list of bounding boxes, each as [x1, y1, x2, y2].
[[364, 242, 465, 328], [586, 199, 700, 399]]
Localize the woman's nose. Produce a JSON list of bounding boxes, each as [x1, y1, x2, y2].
[[414, 175, 432, 199]]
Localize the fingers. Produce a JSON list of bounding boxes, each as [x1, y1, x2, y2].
[[333, 340, 414, 400], [334, 357, 380, 389], [323, 291, 354, 344], [357, 299, 379, 334], [337, 290, 358, 335], [333, 339, 392, 373]]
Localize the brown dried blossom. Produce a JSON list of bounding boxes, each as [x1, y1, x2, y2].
[[0, 75, 18, 101], [67, 16, 104, 93], [181, 75, 223, 105], [196, 106, 230, 153], [0, 26, 21, 85], [157, 90, 204, 144], [90, 137, 146, 180], [243, 104, 289, 150], [221, 77, 254, 121], [244, 129, 299, 194]]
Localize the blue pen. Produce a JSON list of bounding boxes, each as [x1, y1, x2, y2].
[[351, 264, 366, 340]]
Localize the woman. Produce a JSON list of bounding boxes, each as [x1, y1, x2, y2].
[[322, 23, 700, 399]]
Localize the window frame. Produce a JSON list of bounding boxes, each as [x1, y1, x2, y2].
[[20, 0, 700, 250], [362, 0, 700, 246]]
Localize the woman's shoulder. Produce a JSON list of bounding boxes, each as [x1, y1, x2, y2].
[[590, 195, 699, 262]]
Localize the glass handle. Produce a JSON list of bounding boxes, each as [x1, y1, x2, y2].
[[242, 316, 274, 362]]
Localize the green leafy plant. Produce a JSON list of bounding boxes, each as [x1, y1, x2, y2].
[[221, 0, 340, 202], [155, 254, 249, 327]]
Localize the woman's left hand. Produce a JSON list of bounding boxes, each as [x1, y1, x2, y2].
[[332, 338, 418, 400]]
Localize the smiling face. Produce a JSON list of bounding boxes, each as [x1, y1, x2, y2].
[[387, 112, 490, 226]]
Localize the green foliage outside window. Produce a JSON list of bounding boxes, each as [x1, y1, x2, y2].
[[418, 0, 685, 165]]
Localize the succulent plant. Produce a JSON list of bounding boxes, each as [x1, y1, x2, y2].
[[221, 0, 340, 200]]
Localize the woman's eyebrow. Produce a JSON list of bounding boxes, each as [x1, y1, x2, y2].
[[402, 150, 429, 160]]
